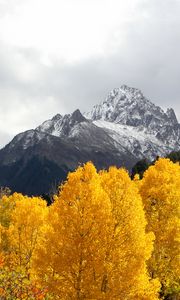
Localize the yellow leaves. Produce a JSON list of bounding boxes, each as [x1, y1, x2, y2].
[[2, 195, 48, 271], [33, 163, 160, 299], [139, 158, 180, 297], [0, 193, 49, 299], [0, 194, 16, 228], [0, 266, 48, 300], [33, 162, 114, 299], [0, 159, 179, 299]]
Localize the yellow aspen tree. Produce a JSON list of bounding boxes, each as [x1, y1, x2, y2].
[[33, 162, 114, 300], [0, 194, 17, 255], [5, 193, 48, 270], [139, 158, 180, 299], [0, 193, 48, 299], [100, 166, 160, 300], [0, 193, 16, 228]]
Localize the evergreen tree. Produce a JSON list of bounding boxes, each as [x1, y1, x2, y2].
[[131, 159, 150, 178]]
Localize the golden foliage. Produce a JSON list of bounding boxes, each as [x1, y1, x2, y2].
[[33, 163, 159, 299], [0, 160, 179, 299], [0, 193, 49, 299], [139, 158, 180, 297], [33, 162, 113, 299], [100, 167, 160, 300]]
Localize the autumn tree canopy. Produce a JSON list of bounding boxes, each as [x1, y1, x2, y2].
[[33, 163, 159, 300], [33, 162, 114, 299], [139, 158, 180, 298], [100, 166, 159, 300], [0, 193, 48, 299], [0, 159, 179, 299]]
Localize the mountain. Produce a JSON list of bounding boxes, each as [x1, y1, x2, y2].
[[85, 85, 178, 128], [0, 109, 135, 195], [0, 85, 179, 196], [85, 85, 180, 159]]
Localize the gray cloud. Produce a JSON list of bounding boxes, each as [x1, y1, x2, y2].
[[0, 0, 180, 148]]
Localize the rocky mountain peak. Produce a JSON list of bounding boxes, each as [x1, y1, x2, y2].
[[71, 109, 87, 123], [37, 109, 88, 138], [52, 114, 62, 122], [120, 84, 143, 96], [85, 85, 178, 130], [166, 108, 178, 125], [103, 85, 144, 105]]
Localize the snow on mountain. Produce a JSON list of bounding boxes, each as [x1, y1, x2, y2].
[[36, 109, 132, 157], [35, 85, 180, 162], [1, 84, 179, 195], [37, 109, 87, 137], [9, 130, 46, 150], [84, 85, 178, 130], [83, 85, 180, 159], [93, 120, 173, 160], [3, 85, 180, 168]]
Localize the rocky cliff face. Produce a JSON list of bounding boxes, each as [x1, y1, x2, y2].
[[85, 85, 180, 152], [85, 85, 178, 128]]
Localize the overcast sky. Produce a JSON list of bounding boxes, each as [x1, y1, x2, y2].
[[0, 0, 180, 148]]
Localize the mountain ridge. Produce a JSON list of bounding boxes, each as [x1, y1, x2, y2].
[[0, 85, 179, 195]]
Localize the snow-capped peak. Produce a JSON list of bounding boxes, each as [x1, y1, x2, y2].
[[166, 108, 178, 125], [35, 85, 180, 162], [84, 85, 178, 130], [37, 109, 87, 137]]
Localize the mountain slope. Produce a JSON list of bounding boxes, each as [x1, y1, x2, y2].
[[0, 110, 136, 195]]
